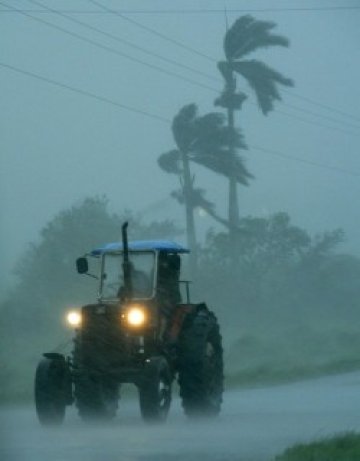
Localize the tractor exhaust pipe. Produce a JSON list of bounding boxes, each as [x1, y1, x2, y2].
[[122, 222, 133, 299]]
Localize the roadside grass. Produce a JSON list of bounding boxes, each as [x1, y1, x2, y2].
[[225, 325, 360, 388], [274, 433, 360, 461]]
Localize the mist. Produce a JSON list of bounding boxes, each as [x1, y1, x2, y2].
[[1, 1, 360, 460], [2, 0, 360, 287]]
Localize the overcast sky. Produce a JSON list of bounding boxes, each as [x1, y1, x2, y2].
[[1, 0, 360, 292]]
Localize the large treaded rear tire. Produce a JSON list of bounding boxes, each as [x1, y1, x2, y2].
[[178, 308, 223, 417], [74, 371, 119, 421]]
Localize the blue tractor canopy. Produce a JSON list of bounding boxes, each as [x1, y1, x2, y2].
[[90, 240, 189, 256]]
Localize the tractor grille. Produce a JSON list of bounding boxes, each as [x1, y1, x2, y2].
[[79, 304, 127, 371]]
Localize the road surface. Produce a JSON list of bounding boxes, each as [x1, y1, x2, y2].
[[1, 372, 360, 461]]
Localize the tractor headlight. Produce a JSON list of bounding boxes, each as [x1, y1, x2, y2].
[[66, 310, 82, 328], [124, 305, 147, 328]]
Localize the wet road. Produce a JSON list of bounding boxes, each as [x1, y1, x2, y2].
[[1, 372, 360, 461]]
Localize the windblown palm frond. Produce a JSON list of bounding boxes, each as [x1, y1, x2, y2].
[[196, 126, 247, 154], [190, 188, 216, 212], [171, 187, 214, 211], [231, 60, 293, 114], [196, 112, 226, 130], [193, 152, 253, 186], [181, 109, 250, 185], [193, 112, 227, 150], [170, 189, 184, 205], [217, 61, 235, 86], [215, 91, 247, 110], [224, 15, 289, 61], [172, 188, 231, 229], [193, 112, 247, 152], [172, 103, 198, 152], [157, 149, 181, 174]]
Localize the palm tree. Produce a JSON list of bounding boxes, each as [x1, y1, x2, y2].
[[158, 103, 251, 272], [158, 105, 198, 271], [216, 15, 294, 238], [171, 187, 230, 230]]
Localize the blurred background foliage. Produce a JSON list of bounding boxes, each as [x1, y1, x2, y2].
[[1, 196, 360, 401]]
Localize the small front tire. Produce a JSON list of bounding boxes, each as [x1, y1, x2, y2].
[[35, 358, 68, 426], [138, 356, 172, 423], [74, 371, 119, 421]]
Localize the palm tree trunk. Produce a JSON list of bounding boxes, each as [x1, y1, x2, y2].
[[227, 106, 240, 233], [181, 150, 198, 275], [226, 67, 240, 267]]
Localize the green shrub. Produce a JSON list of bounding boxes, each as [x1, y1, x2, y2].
[[275, 433, 360, 461]]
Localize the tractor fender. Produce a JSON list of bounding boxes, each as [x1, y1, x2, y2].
[[167, 303, 209, 343]]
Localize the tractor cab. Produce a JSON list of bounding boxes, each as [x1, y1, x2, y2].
[[76, 239, 189, 303]]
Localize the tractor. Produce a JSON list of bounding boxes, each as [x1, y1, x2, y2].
[[34, 223, 223, 425]]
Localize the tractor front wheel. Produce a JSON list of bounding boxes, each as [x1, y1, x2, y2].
[[74, 371, 119, 421], [138, 356, 172, 423], [34, 357, 69, 426]]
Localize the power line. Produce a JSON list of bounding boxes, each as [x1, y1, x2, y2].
[[6, 0, 359, 131], [5, 0, 360, 138], [0, 60, 170, 124], [3, 4, 360, 161], [87, 0, 215, 62], [26, 0, 220, 85], [1, 5, 360, 14], [1, 60, 359, 178], [88, 0, 360, 125], [25, 0, 359, 136], [282, 89, 360, 123], [264, 105, 359, 138], [251, 144, 360, 177], [4, 0, 359, 138], [2, 0, 218, 94], [273, 98, 360, 131], [89, 1, 360, 131]]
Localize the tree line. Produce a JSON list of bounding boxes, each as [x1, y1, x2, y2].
[[2, 196, 359, 401]]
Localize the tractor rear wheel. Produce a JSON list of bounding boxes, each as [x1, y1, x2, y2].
[[178, 309, 223, 417]]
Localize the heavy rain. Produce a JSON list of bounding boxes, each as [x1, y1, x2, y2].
[[1, 1, 360, 460]]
